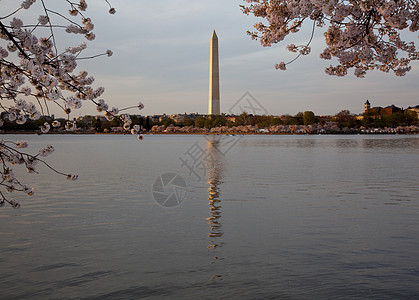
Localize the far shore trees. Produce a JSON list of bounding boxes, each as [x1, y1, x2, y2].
[[195, 116, 206, 128], [149, 109, 418, 133], [303, 111, 316, 125], [363, 108, 418, 128], [335, 110, 358, 129]]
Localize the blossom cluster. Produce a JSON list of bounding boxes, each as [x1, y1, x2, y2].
[[0, 139, 76, 208], [241, 0, 419, 77], [1, 1, 143, 208], [0, 0, 124, 134]]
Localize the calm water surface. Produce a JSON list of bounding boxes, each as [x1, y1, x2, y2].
[[1, 134, 418, 299]]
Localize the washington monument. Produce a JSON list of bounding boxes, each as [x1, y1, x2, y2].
[[208, 30, 220, 115]]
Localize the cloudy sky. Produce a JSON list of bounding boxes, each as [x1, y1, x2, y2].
[[3, 0, 419, 117]]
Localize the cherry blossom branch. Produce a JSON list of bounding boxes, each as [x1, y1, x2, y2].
[[0, 8, 22, 20], [275, 20, 316, 70], [40, 0, 59, 55], [0, 21, 30, 59], [1, 0, 139, 208], [242, 0, 419, 77]]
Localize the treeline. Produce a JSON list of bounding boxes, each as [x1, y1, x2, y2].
[[76, 115, 154, 132], [361, 109, 418, 128], [0, 116, 53, 132], [0, 115, 154, 133], [1, 110, 417, 133], [181, 110, 418, 130], [182, 111, 318, 129]]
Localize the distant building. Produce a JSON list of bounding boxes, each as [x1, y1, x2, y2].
[[407, 105, 419, 115], [166, 113, 200, 124], [364, 100, 401, 115], [225, 116, 237, 123], [364, 100, 370, 113], [170, 114, 185, 124], [147, 114, 167, 123], [382, 105, 401, 114]]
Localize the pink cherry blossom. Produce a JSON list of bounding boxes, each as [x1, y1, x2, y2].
[[242, 0, 419, 77], [0, 1, 144, 208]]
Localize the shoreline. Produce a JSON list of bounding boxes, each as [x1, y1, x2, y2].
[[1, 131, 418, 136]]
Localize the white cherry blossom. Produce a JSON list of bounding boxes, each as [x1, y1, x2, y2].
[[1, 0, 144, 208], [242, 0, 419, 77]]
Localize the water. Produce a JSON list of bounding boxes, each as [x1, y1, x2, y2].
[[1, 134, 418, 299]]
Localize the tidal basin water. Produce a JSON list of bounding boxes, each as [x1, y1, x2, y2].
[[1, 134, 419, 299]]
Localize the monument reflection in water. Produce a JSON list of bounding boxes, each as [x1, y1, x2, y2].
[[205, 138, 224, 252]]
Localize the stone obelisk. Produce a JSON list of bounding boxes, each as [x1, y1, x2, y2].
[[208, 30, 220, 115]]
